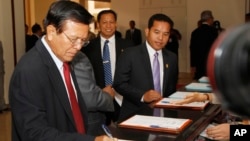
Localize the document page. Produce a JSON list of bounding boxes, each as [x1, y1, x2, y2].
[[199, 123, 216, 140], [155, 97, 209, 110], [119, 115, 192, 134], [168, 91, 196, 99]]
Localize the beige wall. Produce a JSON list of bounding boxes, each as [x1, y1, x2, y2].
[[0, 0, 25, 104], [0, 0, 248, 104], [112, 0, 246, 72]]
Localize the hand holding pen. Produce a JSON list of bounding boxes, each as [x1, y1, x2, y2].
[[101, 124, 118, 141]]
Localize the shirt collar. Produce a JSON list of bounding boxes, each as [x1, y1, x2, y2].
[[146, 41, 162, 57], [41, 36, 63, 70]]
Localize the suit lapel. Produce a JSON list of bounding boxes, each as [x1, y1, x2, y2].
[[140, 44, 154, 87], [115, 38, 124, 60], [36, 41, 76, 127]]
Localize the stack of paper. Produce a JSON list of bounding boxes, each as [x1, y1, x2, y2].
[[119, 115, 192, 134], [185, 82, 212, 92], [198, 76, 209, 83]]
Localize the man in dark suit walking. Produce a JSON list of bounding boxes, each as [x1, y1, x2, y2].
[[113, 13, 178, 122], [9, 1, 117, 141], [125, 20, 142, 46], [82, 10, 134, 126]]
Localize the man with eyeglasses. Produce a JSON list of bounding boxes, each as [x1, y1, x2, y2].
[[9, 1, 117, 141]]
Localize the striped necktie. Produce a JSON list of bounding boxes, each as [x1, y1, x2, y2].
[[103, 40, 112, 86]]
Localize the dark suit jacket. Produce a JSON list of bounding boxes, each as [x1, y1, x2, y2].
[[25, 34, 39, 52], [81, 36, 134, 123], [113, 43, 178, 122], [9, 39, 95, 141], [190, 24, 218, 79], [125, 28, 142, 46], [72, 52, 114, 136], [82, 36, 134, 89]]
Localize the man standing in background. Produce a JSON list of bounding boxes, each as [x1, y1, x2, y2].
[[82, 10, 134, 126], [190, 10, 218, 80], [125, 20, 142, 46]]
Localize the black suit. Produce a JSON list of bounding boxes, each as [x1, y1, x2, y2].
[[113, 43, 178, 122], [25, 34, 39, 52], [9, 39, 95, 141], [82, 36, 133, 125], [190, 24, 218, 79], [125, 28, 142, 46]]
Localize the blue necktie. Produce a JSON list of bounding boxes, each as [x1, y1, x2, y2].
[[153, 52, 161, 116], [103, 40, 112, 86]]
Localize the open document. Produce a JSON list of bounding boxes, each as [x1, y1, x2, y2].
[[154, 97, 209, 110], [119, 115, 192, 134]]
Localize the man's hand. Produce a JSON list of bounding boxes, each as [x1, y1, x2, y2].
[[143, 90, 162, 103], [172, 92, 205, 105], [102, 85, 115, 98], [206, 123, 230, 140]]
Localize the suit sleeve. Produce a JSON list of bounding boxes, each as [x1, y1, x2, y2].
[[113, 49, 145, 105], [9, 65, 95, 141], [72, 52, 114, 112]]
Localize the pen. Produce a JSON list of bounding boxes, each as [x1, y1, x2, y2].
[[102, 124, 114, 139], [161, 101, 169, 103]]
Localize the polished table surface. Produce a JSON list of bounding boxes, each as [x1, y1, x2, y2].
[[110, 103, 221, 141]]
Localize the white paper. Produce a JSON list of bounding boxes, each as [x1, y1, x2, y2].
[[114, 91, 123, 106], [155, 98, 209, 109], [120, 115, 191, 130], [198, 76, 209, 83], [199, 124, 216, 140]]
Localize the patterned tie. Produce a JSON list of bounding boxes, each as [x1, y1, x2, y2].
[[153, 52, 161, 116], [63, 63, 85, 134], [103, 40, 112, 86]]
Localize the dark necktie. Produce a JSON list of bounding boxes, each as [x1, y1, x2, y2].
[[103, 40, 112, 86], [153, 52, 161, 116], [63, 63, 85, 134]]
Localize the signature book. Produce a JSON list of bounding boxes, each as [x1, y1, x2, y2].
[[119, 115, 192, 134], [154, 97, 209, 110]]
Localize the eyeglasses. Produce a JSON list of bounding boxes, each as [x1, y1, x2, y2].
[[62, 32, 90, 47]]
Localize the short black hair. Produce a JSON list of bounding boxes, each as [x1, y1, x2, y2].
[[44, 1, 93, 33], [147, 13, 173, 29], [31, 23, 42, 33], [97, 10, 117, 22]]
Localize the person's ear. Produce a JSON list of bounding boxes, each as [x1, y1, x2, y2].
[[46, 25, 56, 40], [145, 28, 149, 37]]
